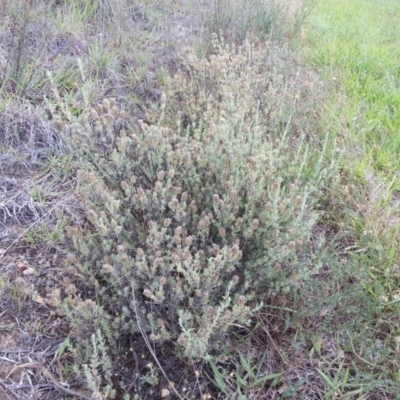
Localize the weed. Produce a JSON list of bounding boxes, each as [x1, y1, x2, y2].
[[58, 33, 334, 396]]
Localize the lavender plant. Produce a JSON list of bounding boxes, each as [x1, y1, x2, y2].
[[61, 37, 333, 365]]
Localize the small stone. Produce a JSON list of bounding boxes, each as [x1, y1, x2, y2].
[[23, 267, 36, 275]]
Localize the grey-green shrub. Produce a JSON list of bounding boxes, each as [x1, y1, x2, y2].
[[61, 37, 333, 363]]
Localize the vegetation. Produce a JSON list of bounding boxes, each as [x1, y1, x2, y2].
[[304, 0, 400, 184], [0, 0, 399, 399]]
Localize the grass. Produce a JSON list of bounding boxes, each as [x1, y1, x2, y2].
[[303, 0, 400, 186], [0, 0, 400, 399], [300, 0, 400, 397]]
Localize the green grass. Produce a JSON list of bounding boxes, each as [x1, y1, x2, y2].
[[304, 0, 400, 186], [299, 1, 400, 397]]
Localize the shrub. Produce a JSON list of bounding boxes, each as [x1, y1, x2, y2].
[[60, 36, 333, 394]]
